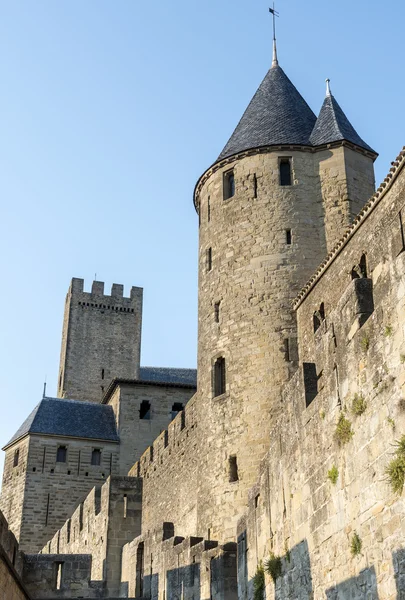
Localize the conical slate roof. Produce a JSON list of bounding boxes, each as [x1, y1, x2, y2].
[[218, 65, 317, 161], [309, 93, 375, 153]]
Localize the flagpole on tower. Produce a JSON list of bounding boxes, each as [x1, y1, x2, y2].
[[269, 3, 279, 67]]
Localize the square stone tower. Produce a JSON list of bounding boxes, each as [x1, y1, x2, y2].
[[58, 278, 143, 403]]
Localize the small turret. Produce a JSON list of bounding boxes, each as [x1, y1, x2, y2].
[[310, 79, 377, 250]]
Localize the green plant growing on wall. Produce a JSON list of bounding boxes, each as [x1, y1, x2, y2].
[[264, 552, 282, 583], [320, 410, 326, 420], [253, 562, 265, 600], [360, 336, 369, 352], [350, 532, 362, 556], [399, 398, 405, 412], [400, 354, 405, 364], [387, 417, 396, 430], [385, 325, 393, 337], [335, 413, 354, 445], [351, 394, 367, 416], [327, 465, 339, 484], [385, 435, 405, 494]]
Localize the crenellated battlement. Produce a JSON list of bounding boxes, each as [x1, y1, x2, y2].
[[58, 278, 143, 402], [129, 393, 198, 480], [70, 277, 142, 304]]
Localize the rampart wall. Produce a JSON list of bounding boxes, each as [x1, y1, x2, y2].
[[121, 523, 237, 600], [236, 148, 405, 598], [108, 382, 196, 476], [41, 476, 142, 597]]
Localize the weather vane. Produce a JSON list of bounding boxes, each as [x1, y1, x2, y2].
[[269, 3, 279, 67]]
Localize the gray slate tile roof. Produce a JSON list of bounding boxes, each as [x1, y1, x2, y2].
[[309, 94, 375, 153], [218, 65, 317, 161], [139, 367, 197, 386], [217, 65, 375, 163], [4, 397, 119, 449]]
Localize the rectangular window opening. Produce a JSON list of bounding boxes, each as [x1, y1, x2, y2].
[[140, 400, 151, 420], [284, 339, 290, 362], [279, 158, 292, 186], [253, 174, 258, 199], [303, 362, 319, 407], [13, 449, 19, 467], [213, 357, 226, 397], [223, 169, 235, 200], [286, 229, 292, 245], [91, 449, 101, 466], [56, 446, 67, 463], [123, 494, 128, 518], [229, 455, 239, 482]]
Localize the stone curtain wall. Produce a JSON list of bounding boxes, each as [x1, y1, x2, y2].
[[17, 435, 120, 553], [109, 383, 196, 476], [58, 278, 143, 403], [0, 510, 29, 600], [121, 523, 237, 600], [237, 150, 405, 598], [41, 476, 142, 597], [129, 395, 200, 538]]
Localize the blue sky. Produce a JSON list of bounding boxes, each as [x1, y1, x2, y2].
[[0, 0, 404, 456]]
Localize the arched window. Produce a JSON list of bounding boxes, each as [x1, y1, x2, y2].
[[56, 446, 67, 463], [313, 303, 325, 333], [352, 254, 368, 279], [91, 449, 101, 466]]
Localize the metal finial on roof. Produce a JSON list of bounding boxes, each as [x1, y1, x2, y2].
[[269, 4, 279, 67], [326, 78, 332, 97], [43, 377, 47, 399]]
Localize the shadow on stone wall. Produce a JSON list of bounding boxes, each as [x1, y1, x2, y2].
[[274, 540, 312, 599], [393, 548, 405, 599], [141, 573, 159, 600], [325, 566, 378, 599], [166, 564, 201, 600]]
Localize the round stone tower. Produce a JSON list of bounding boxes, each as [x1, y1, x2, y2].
[[193, 54, 376, 540]]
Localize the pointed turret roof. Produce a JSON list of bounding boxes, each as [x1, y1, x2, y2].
[[309, 85, 375, 154], [218, 65, 317, 161]]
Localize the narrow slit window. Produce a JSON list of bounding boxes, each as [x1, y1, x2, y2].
[[91, 449, 101, 466], [208, 196, 211, 222], [55, 562, 64, 590], [223, 169, 235, 200], [214, 301, 220, 323], [253, 174, 258, 198], [207, 247, 212, 272], [123, 494, 128, 518], [284, 338, 290, 362], [140, 400, 151, 420], [56, 446, 67, 463], [13, 448, 19, 467], [213, 357, 226, 397], [101, 368, 105, 380], [279, 158, 292, 186], [286, 229, 292, 245], [229, 455, 239, 482]]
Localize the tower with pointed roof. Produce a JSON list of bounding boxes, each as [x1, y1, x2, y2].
[[193, 45, 376, 540]]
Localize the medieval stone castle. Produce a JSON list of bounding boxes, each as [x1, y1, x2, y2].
[[1, 32, 405, 600]]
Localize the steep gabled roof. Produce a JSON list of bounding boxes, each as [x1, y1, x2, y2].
[[309, 93, 376, 154], [218, 65, 317, 161], [4, 397, 119, 449]]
